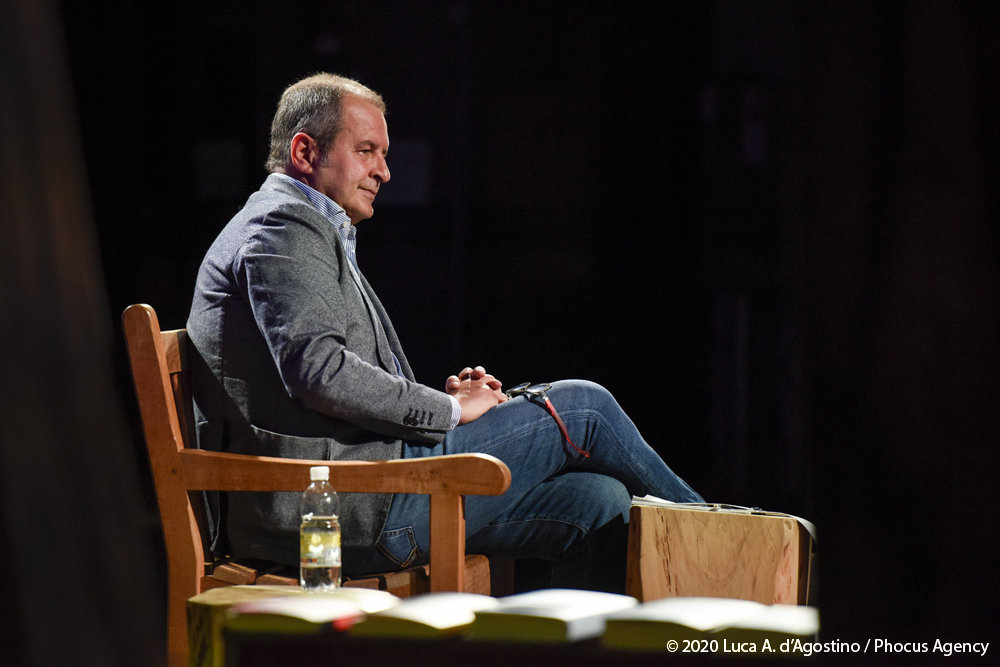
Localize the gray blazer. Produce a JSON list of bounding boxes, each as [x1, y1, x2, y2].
[[187, 173, 455, 566]]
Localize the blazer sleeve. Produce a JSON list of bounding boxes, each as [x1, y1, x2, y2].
[[234, 201, 455, 442]]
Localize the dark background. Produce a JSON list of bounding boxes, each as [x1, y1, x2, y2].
[[3, 1, 998, 664]]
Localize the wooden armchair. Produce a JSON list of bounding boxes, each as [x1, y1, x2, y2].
[[122, 304, 511, 667]]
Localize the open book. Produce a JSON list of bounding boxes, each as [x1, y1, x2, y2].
[[348, 592, 501, 639], [224, 588, 399, 635], [602, 596, 819, 651], [465, 588, 638, 643]]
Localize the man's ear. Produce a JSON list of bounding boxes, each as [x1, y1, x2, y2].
[[289, 132, 318, 174]]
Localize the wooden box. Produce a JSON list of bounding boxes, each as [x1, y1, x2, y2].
[[626, 502, 815, 605]]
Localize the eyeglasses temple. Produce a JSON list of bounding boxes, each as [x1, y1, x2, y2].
[[542, 396, 590, 458]]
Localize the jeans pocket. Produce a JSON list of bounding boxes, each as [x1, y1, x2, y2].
[[375, 526, 421, 568]]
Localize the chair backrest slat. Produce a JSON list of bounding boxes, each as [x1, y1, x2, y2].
[[124, 310, 206, 559], [162, 329, 197, 457]]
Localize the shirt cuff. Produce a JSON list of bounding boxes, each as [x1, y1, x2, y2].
[[447, 394, 462, 429]]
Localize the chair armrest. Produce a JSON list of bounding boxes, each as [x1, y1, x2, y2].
[[181, 450, 510, 594], [180, 450, 511, 496]]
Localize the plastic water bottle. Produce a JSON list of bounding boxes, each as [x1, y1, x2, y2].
[[299, 466, 341, 591]]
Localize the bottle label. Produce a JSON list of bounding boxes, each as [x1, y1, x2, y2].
[[300, 517, 341, 567]]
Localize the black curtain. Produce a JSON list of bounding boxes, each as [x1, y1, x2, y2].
[[798, 1, 1000, 639]]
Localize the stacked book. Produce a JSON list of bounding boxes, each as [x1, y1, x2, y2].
[[221, 587, 819, 651]]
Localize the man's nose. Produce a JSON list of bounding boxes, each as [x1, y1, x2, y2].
[[375, 155, 390, 183]]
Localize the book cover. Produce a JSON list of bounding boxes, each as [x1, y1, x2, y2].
[[466, 588, 638, 643], [225, 588, 399, 635], [349, 592, 501, 639], [602, 596, 819, 651]]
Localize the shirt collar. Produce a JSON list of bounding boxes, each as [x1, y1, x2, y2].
[[273, 172, 354, 232], [272, 172, 360, 272]]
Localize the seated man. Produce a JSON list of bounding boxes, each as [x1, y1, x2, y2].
[[187, 72, 702, 590]]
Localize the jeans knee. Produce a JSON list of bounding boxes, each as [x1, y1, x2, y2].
[[549, 379, 618, 413], [568, 472, 631, 527], [600, 478, 632, 524]]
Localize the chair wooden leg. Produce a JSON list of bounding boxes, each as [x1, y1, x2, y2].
[[168, 553, 204, 667], [168, 589, 188, 667], [429, 493, 465, 592]]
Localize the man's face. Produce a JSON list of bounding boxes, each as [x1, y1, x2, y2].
[[312, 96, 390, 224]]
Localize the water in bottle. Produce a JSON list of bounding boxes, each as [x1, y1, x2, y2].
[[299, 465, 341, 590]]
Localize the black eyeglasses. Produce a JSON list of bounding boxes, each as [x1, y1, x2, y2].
[[505, 382, 590, 458]]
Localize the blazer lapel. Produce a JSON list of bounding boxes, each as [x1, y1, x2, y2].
[[268, 174, 402, 377], [348, 266, 399, 375]]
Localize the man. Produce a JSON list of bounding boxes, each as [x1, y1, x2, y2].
[[187, 73, 701, 588]]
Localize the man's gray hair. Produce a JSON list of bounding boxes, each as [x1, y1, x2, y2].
[[265, 73, 386, 173]]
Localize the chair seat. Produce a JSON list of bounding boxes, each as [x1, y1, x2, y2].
[[203, 555, 491, 597], [344, 555, 491, 597], [200, 560, 298, 590]]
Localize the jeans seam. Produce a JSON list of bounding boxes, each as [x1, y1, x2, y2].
[[376, 526, 421, 568], [479, 516, 592, 533], [468, 413, 563, 461], [559, 407, 662, 494]]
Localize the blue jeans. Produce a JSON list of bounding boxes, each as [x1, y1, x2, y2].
[[351, 380, 703, 577]]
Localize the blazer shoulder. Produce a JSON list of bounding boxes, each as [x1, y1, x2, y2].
[[239, 182, 336, 240]]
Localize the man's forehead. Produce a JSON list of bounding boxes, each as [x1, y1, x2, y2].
[[342, 98, 388, 140]]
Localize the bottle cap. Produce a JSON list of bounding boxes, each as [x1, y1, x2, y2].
[[310, 466, 330, 481]]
